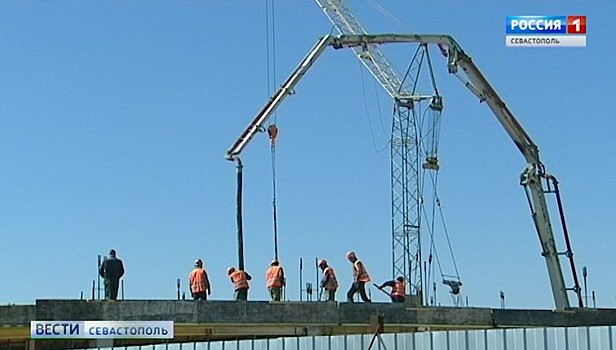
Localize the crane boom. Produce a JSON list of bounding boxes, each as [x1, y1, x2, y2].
[[226, 35, 332, 160], [225, 33, 582, 309], [314, 0, 413, 99]]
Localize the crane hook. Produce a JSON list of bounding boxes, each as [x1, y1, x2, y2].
[[267, 124, 278, 145]]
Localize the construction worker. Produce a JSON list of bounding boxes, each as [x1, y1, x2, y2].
[[318, 259, 338, 301], [377, 276, 406, 303], [227, 267, 252, 301], [265, 260, 285, 301], [99, 249, 125, 300], [189, 259, 211, 300], [346, 251, 371, 303]]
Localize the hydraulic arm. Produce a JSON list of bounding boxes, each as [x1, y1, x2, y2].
[[226, 34, 583, 309]]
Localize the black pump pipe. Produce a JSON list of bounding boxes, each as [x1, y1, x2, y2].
[[236, 158, 245, 270]]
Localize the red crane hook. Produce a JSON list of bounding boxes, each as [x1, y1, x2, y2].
[[267, 124, 278, 145]]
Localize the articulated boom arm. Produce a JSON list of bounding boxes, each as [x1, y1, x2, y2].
[[434, 36, 582, 310], [226, 33, 581, 309], [225, 35, 333, 160]]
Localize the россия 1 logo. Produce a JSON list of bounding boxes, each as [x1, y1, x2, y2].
[[506, 15, 586, 47]]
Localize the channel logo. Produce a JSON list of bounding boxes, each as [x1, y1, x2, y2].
[[30, 321, 174, 339], [506, 15, 586, 47]]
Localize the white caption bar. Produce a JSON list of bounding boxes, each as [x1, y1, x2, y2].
[[506, 35, 586, 47]]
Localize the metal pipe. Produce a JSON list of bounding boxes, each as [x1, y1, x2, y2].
[[299, 258, 303, 301], [97, 255, 101, 300], [315, 258, 319, 301], [549, 175, 583, 307], [583, 266, 588, 307], [272, 143, 279, 263], [500, 291, 505, 309], [423, 261, 427, 305], [235, 158, 245, 270], [592, 291, 596, 308]]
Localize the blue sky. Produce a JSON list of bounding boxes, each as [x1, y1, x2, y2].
[[1, 1, 614, 310]]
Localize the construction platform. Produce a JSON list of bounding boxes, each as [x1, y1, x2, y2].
[[2, 300, 616, 349]]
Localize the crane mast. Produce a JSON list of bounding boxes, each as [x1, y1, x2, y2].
[[314, 0, 439, 302], [226, 33, 583, 309]]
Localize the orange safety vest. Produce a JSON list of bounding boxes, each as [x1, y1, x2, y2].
[[353, 260, 371, 282], [230, 271, 249, 290], [189, 268, 210, 293], [323, 266, 338, 290], [392, 280, 405, 297], [266, 266, 283, 288]]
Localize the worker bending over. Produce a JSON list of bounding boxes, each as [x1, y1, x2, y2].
[[189, 259, 211, 300], [265, 260, 285, 301], [346, 251, 371, 303], [228, 267, 252, 301], [377, 276, 406, 303], [318, 259, 338, 301]]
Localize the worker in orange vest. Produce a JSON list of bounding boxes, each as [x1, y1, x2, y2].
[[189, 259, 211, 300], [377, 276, 406, 303], [227, 267, 252, 301], [318, 259, 338, 301], [346, 251, 371, 303], [265, 260, 285, 301]]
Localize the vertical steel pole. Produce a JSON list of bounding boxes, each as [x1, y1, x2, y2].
[[97, 255, 101, 300], [299, 258, 303, 301], [583, 266, 588, 307], [315, 258, 319, 301], [236, 158, 245, 270]]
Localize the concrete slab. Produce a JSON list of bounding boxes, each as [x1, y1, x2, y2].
[[3, 300, 616, 349]]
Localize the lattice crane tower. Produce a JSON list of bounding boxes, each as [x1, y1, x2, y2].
[[314, 0, 443, 301]]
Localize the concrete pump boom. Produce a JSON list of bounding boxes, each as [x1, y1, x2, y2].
[[225, 33, 583, 310]]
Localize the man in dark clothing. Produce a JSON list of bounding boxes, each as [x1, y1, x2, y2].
[[99, 249, 125, 300]]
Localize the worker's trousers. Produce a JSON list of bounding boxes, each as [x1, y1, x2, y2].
[[192, 291, 208, 301], [269, 287, 282, 301], [347, 281, 370, 302], [325, 289, 336, 301], [235, 288, 248, 301], [104, 279, 120, 300], [390, 295, 405, 303]]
